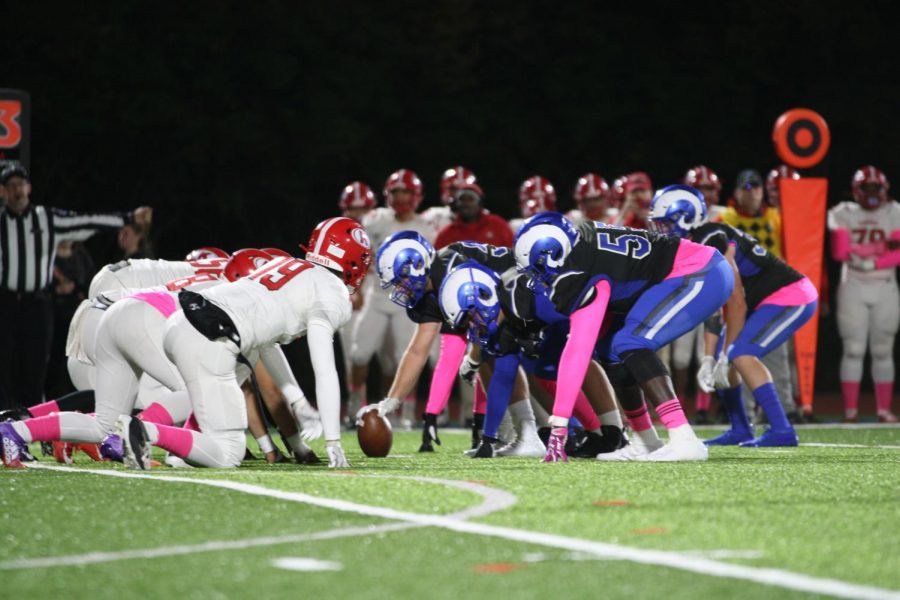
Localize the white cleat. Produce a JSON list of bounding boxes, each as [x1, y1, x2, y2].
[[116, 415, 152, 471], [637, 438, 709, 462], [495, 431, 546, 457], [164, 453, 193, 469], [595, 437, 661, 461]]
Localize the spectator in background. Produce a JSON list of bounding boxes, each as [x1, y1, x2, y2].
[[0, 162, 152, 410], [117, 222, 152, 259], [721, 169, 798, 422], [435, 182, 513, 249], [615, 171, 653, 229]]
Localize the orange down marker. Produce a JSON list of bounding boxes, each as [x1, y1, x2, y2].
[[772, 109, 830, 415]]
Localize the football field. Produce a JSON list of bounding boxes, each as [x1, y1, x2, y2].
[[2, 425, 899, 599]]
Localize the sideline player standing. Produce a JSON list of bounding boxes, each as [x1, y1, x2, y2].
[[422, 166, 477, 238], [566, 173, 617, 227], [828, 166, 900, 422]]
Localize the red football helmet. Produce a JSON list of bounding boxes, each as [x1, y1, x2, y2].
[[185, 247, 230, 261], [383, 169, 424, 212], [573, 173, 610, 204], [262, 248, 292, 258], [339, 181, 377, 216], [224, 249, 273, 282], [440, 165, 477, 205], [302, 216, 372, 292], [765, 165, 800, 207], [852, 165, 890, 210], [609, 175, 627, 208], [684, 165, 721, 191], [519, 176, 556, 210]]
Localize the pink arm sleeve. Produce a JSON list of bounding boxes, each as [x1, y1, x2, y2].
[[424, 333, 468, 415], [553, 281, 611, 419], [875, 229, 900, 269], [830, 228, 851, 262]]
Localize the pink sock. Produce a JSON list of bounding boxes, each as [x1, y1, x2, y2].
[[138, 402, 174, 426], [24, 414, 61, 442], [624, 404, 653, 432], [696, 391, 711, 410], [841, 381, 860, 412], [656, 399, 689, 429], [572, 391, 600, 430], [28, 400, 60, 418], [875, 382, 894, 413], [473, 375, 487, 414], [154, 424, 194, 458], [184, 413, 200, 432]]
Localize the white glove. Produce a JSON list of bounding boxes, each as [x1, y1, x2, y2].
[[713, 354, 738, 389], [696, 356, 716, 393], [459, 357, 481, 386], [326, 442, 350, 468], [849, 254, 876, 271], [354, 397, 401, 423], [291, 398, 323, 442]]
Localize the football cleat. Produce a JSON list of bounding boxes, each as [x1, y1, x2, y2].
[[0, 407, 33, 422], [419, 413, 441, 453], [117, 415, 152, 470], [495, 427, 546, 457], [472, 436, 499, 459], [704, 429, 754, 446], [164, 453, 194, 469], [596, 435, 661, 461], [878, 412, 898, 424], [0, 421, 28, 469], [638, 438, 709, 462], [738, 428, 799, 448], [100, 434, 124, 462], [52, 441, 75, 464], [570, 426, 626, 458], [294, 448, 323, 465]]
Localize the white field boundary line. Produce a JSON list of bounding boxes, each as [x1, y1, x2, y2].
[[9, 465, 900, 600], [441, 423, 900, 435], [802, 443, 900, 450], [1, 470, 515, 570]]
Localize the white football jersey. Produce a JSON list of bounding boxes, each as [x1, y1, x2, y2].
[[421, 205, 454, 237], [828, 200, 900, 282], [200, 257, 351, 353], [362, 207, 436, 252], [89, 258, 227, 298]]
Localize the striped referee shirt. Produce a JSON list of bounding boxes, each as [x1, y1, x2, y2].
[[0, 204, 127, 293]]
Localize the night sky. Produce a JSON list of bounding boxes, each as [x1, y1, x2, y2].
[[4, 1, 898, 392]]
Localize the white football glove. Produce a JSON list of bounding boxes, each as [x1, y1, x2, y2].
[[696, 356, 716, 393], [713, 354, 738, 389], [849, 254, 876, 272], [354, 397, 401, 424], [326, 442, 351, 468], [459, 357, 481, 386], [291, 398, 323, 442]]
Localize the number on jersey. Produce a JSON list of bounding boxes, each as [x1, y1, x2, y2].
[[249, 257, 314, 291], [595, 231, 651, 259], [852, 228, 886, 244]]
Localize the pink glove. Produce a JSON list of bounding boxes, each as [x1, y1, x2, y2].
[[543, 427, 569, 463]]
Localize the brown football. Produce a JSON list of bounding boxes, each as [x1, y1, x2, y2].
[[357, 410, 393, 457]]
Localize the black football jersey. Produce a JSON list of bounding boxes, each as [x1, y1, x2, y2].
[[691, 222, 802, 308], [544, 222, 682, 315], [406, 242, 515, 332]]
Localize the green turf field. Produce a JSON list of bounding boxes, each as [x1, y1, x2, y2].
[[2, 426, 899, 599]]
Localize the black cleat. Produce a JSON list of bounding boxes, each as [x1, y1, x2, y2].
[[0, 407, 33, 422], [571, 426, 626, 458], [118, 415, 151, 470], [537, 426, 551, 447], [472, 436, 499, 459], [294, 449, 323, 465], [693, 410, 710, 425], [419, 413, 440, 453]]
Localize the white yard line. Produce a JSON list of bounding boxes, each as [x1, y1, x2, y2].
[[802, 442, 900, 450], [0, 470, 514, 570], [9, 465, 900, 600]]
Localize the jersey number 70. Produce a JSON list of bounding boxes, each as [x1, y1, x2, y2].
[[249, 258, 314, 291]]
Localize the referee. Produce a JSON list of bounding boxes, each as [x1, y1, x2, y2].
[[0, 162, 152, 410]]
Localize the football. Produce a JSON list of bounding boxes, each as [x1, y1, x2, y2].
[[357, 410, 393, 457]]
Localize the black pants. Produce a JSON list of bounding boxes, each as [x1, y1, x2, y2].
[[0, 292, 54, 410]]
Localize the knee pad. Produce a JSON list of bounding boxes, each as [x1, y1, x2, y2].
[[621, 348, 669, 384], [604, 361, 637, 388]]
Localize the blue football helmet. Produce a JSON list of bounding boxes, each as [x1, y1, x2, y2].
[[375, 231, 436, 308], [648, 184, 707, 238], [513, 212, 579, 291], [439, 261, 502, 348]]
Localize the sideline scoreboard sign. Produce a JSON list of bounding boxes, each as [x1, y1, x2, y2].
[[0, 89, 31, 169]]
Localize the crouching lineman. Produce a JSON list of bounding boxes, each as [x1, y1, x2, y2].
[[514, 212, 734, 461], [118, 217, 372, 469], [648, 184, 817, 446]]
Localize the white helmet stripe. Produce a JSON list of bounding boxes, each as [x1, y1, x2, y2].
[[312, 217, 343, 255]]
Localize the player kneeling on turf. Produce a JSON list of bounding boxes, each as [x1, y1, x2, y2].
[[119, 218, 371, 469]]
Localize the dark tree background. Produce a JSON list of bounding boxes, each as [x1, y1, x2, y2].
[[4, 0, 898, 395]]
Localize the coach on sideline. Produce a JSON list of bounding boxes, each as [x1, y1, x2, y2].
[[0, 162, 152, 410]]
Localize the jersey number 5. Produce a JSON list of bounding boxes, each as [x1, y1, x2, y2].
[[596, 233, 651, 259], [250, 258, 313, 291]]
